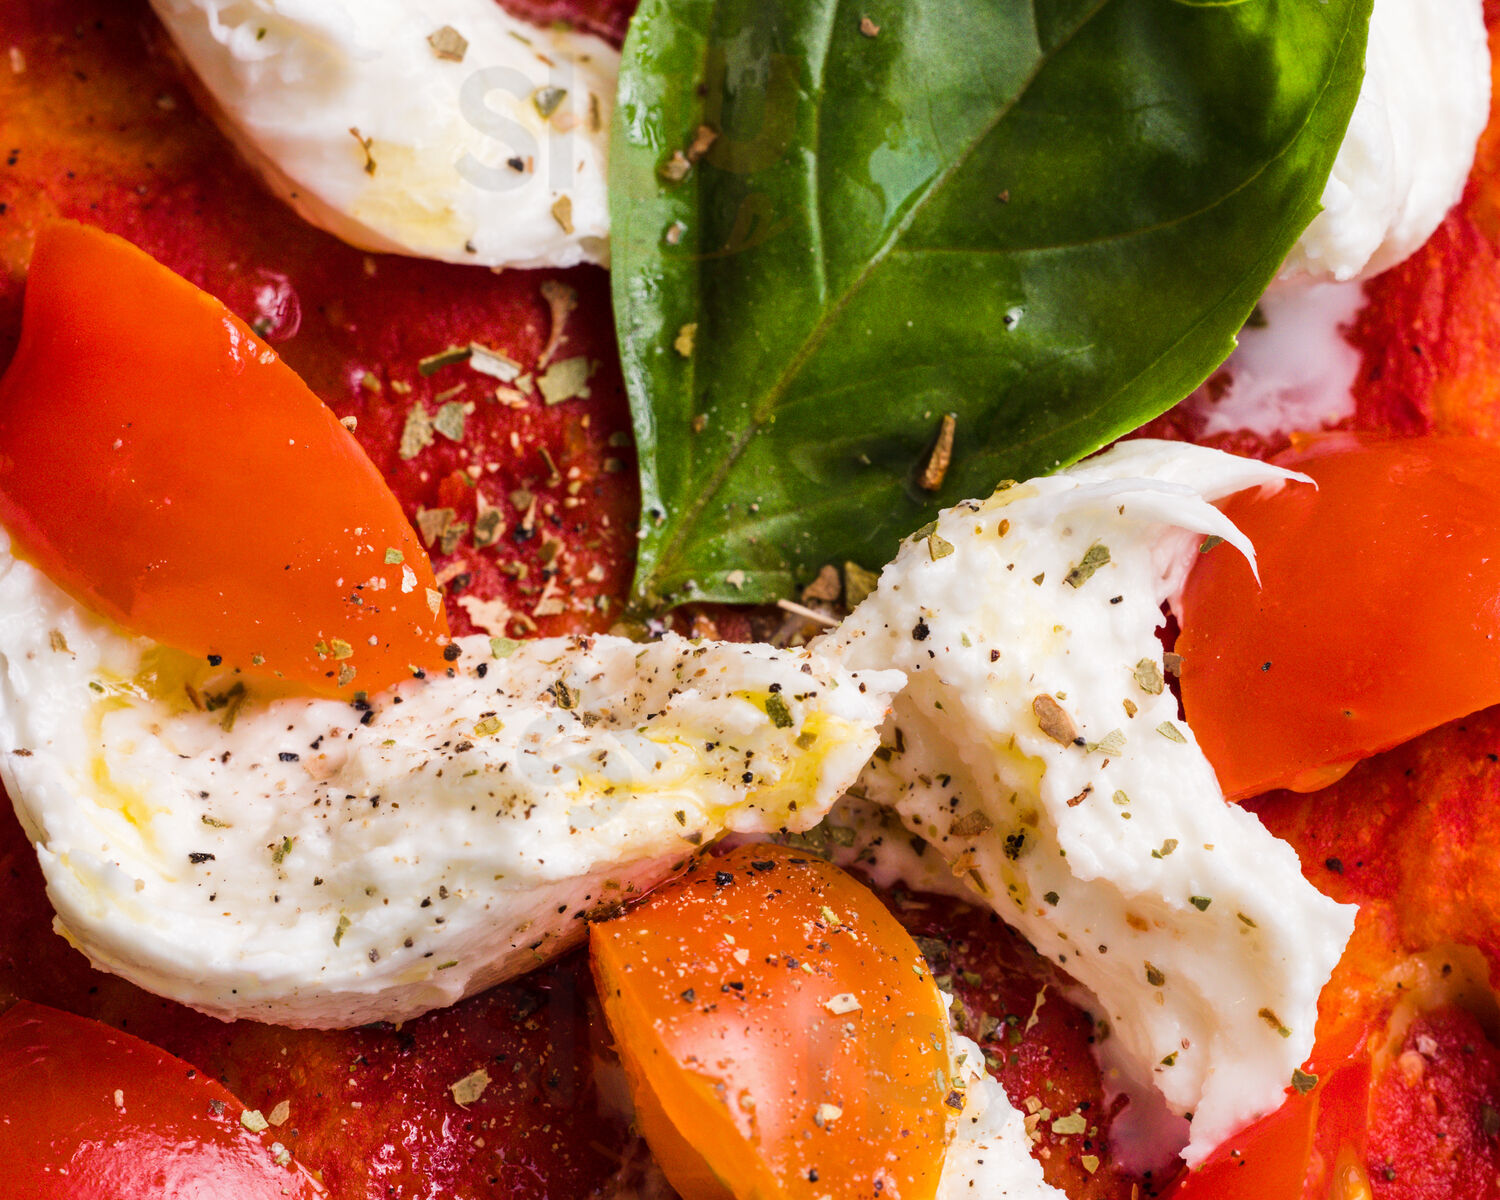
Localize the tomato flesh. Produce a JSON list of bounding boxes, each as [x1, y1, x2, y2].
[[0, 222, 447, 696], [1178, 434, 1500, 800], [1164, 1056, 1373, 1200], [0, 1000, 326, 1199], [590, 844, 956, 1200], [1163, 1077, 1320, 1200], [1165, 997, 1500, 1200]]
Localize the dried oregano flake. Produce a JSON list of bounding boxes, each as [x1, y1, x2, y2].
[[399, 403, 435, 460], [764, 692, 794, 728], [538, 356, 593, 405], [427, 25, 469, 61], [1259, 1007, 1292, 1038], [532, 86, 568, 119], [433, 400, 467, 442], [418, 345, 471, 377], [449, 1068, 492, 1106], [1064, 542, 1110, 588], [1133, 657, 1165, 695]]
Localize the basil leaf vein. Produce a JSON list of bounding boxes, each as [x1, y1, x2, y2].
[[612, 0, 1372, 609]]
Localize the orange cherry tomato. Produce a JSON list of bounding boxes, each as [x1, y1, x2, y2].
[[1178, 434, 1500, 800], [590, 844, 955, 1200], [0, 1000, 327, 1199], [0, 221, 447, 696]]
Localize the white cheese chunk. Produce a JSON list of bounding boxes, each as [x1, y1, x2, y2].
[[939, 1029, 1067, 1199], [1281, 0, 1489, 283], [818, 440, 1356, 1164], [0, 530, 901, 1027], [149, 0, 616, 269]]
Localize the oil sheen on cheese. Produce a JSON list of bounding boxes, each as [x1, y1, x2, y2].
[[0, 527, 900, 1027]]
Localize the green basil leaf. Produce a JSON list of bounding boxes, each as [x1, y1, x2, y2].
[[613, 0, 1371, 609]]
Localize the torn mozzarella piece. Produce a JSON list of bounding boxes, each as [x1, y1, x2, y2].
[[149, 0, 615, 269], [818, 439, 1356, 1164], [940, 1030, 1066, 1198], [1280, 0, 1488, 283], [0, 531, 900, 1027]]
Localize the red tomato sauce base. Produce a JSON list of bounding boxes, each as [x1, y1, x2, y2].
[[3, 2, 1500, 1198]]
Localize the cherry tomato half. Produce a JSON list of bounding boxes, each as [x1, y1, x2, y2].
[[0, 1000, 326, 1200], [590, 844, 955, 1200], [1164, 1057, 1370, 1200], [1178, 434, 1500, 800], [0, 221, 447, 696]]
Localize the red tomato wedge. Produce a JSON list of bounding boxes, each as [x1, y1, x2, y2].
[[590, 845, 955, 1200], [0, 1000, 327, 1199], [0, 221, 447, 696], [1163, 1079, 1319, 1200], [1178, 434, 1500, 800], [1164, 1057, 1370, 1200], [1165, 997, 1500, 1200]]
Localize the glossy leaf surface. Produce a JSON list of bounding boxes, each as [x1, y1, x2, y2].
[[613, 0, 1371, 607]]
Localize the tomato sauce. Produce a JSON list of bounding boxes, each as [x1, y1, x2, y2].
[[3, 2, 1500, 1198]]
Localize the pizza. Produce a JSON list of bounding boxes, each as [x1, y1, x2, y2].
[[3, 1, 1500, 1198]]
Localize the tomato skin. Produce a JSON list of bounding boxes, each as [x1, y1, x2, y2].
[[0, 221, 447, 696], [1164, 1057, 1370, 1200], [1164, 1083, 1317, 1200], [1166, 999, 1500, 1200], [0, 1000, 326, 1199], [1178, 434, 1500, 801], [590, 844, 954, 1200]]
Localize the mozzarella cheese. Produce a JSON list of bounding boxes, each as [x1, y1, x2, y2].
[[1191, 280, 1365, 440], [0, 530, 901, 1027], [1280, 0, 1489, 283], [817, 440, 1357, 1164], [150, 0, 1486, 286], [148, 0, 616, 269], [939, 1029, 1066, 1199]]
